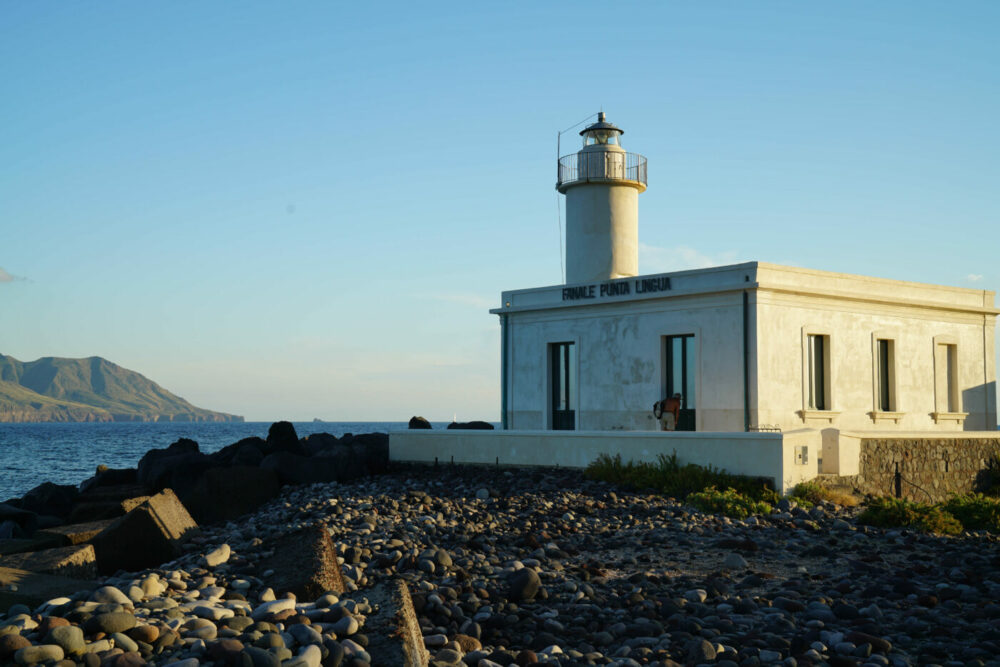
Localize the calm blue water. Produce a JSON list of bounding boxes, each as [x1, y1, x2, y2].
[[0, 421, 451, 502]]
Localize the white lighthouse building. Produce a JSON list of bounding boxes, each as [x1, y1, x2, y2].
[[558, 112, 647, 284], [491, 113, 997, 435], [392, 112, 998, 496]]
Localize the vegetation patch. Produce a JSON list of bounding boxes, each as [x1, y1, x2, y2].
[[585, 452, 778, 504], [790, 481, 859, 508], [940, 493, 1000, 532], [687, 486, 773, 519], [858, 497, 963, 536]]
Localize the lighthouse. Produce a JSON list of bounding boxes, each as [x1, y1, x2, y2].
[[557, 112, 647, 284]]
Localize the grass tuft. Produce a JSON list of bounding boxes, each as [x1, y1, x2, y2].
[[584, 452, 778, 504], [790, 481, 859, 507], [688, 486, 773, 519]]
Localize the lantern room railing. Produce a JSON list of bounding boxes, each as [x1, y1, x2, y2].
[[556, 151, 647, 192]]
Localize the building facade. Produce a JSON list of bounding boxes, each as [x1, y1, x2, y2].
[[491, 114, 998, 434], [493, 262, 997, 433]]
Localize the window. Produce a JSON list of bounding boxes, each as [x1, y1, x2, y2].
[[807, 334, 828, 410], [664, 334, 696, 430], [936, 342, 959, 413], [549, 342, 576, 430], [876, 338, 896, 412]]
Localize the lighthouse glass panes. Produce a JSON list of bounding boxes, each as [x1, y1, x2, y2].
[[583, 129, 620, 146], [550, 342, 576, 430]]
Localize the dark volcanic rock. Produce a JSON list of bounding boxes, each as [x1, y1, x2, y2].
[[408, 416, 432, 429], [508, 568, 541, 601], [446, 421, 494, 430], [265, 421, 305, 456], [13, 482, 79, 519], [181, 466, 281, 525]]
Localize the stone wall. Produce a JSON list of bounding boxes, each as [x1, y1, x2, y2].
[[832, 437, 1000, 502]]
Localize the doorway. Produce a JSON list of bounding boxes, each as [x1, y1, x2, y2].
[[664, 335, 696, 431]]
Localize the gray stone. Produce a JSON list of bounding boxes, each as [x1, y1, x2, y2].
[[202, 543, 231, 568], [45, 625, 84, 655], [82, 612, 136, 635], [332, 615, 358, 636], [14, 644, 64, 665], [508, 568, 541, 601]]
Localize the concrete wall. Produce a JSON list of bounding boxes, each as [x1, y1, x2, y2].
[[504, 293, 747, 432], [820, 431, 1000, 502], [494, 262, 996, 436], [389, 429, 821, 494], [754, 265, 997, 432]]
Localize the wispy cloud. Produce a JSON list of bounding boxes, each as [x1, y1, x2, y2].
[[967, 273, 983, 283], [639, 244, 744, 273], [0, 267, 25, 283]]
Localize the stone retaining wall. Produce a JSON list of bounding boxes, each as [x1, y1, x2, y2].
[[833, 437, 1000, 502]]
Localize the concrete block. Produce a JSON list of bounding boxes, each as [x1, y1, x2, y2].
[[0, 566, 96, 611], [36, 519, 114, 546], [362, 579, 430, 667], [67, 486, 151, 523], [257, 524, 344, 600], [0, 536, 66, 557], [0, 544, 97, 579], [90, 489, 198, 575]]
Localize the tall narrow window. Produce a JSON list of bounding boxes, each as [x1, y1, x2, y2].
[[550, 342, 576, 430], [936, 343, 959, 413], [807, 334, 827, 410], [876, 338, 895, 411], [664, 334, 696, 430]]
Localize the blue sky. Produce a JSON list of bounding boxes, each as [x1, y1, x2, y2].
[[1, 1, 997, 421]]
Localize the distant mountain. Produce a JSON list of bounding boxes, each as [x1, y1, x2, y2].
[[0, 354, 243, 423]]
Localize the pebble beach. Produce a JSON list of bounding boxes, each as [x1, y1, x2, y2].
[[4, 462, 1000, 667]]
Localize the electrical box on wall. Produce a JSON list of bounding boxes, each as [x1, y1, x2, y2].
[[795, 445, 808, 465]]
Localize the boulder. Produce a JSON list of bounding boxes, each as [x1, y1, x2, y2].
[[408, 416, 432, 429], [446, 421, 495, 430], [257, 524, 344, 599], [78, 468, 137, 493], [208, 437, 266, 466], [0, 544, 97, 579], [265, 421, 305, 456], [343, 433, 390, 474], [301, 432, 339, 456], [180, 466, 281, 525], [0, 504, 37, 538], [89, 489, 198, 575], [13, 482, 79, 520], [260, 452, 353, 486], [136, 438, 202, 488]]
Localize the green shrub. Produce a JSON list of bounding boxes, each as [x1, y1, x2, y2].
[[941, 493, 1000, 531], [790, 481, 859, 507], [975, 457, 1000, 496], [688, 486, 773, 519], [858, 497, 962, 536], [585, 452, 777, 503]]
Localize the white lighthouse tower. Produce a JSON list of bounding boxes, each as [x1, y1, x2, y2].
[[557, 113, 647, 284]]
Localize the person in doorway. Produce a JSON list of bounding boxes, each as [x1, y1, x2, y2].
[[653, 393, 682, 431]]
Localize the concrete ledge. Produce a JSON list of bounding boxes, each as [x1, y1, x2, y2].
[[390, 429, 821, 494]]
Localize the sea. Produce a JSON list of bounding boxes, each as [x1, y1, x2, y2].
[[0, 421, 455, 502]]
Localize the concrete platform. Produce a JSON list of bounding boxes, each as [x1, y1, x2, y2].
[[37, 519, 115, 546], [0, 544, 98, 580], [0, 536, 65, 556], [390, 429, 822, 494]]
